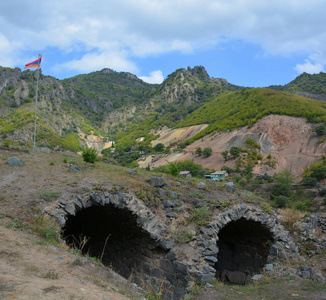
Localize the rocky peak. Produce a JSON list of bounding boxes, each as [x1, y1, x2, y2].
[[0, 67, 22, 95], [187, 66, 210, 81]]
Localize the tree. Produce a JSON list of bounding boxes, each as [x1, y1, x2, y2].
[[154, 143, 165, 152], [230, 146, 241, 158], [310, 165, 326, 181], [221, 150, 229, 161], [274, 169, 294, 189], [195, 147, 202, 156], [203, 147, 212, 157], [314, 125, 326, 136], [82, 147, 98, 164]]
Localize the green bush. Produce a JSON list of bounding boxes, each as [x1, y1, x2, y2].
[[314, 124, 326, 136], [230, 146, 241, 158], [195, 147, 202, 156], [319, 188, 326, 197], [154, 143, 165, 152], [203, 147, 212, 157], [295, 200, 313, 211], [310, 165, 326, 181], [82, 147, 98, 163], [246, 137, 260, 149], [273, 195, 290, 208], [301, 177, 318, 187]]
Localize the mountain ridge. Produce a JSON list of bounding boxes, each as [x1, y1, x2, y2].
[[0, 66, 326, 156]]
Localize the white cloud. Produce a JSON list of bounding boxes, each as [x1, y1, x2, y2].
[[295, 60, 324, 74], [0, 0, 326, 76], [139, 70, 164, 84], [54, 50, 138, 74]]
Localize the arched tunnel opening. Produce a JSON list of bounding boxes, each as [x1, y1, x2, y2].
[[62, 204, 166, 280], [61, 204, 186, 299], [215, 218, 274, 285]]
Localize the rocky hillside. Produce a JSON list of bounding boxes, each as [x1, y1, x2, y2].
[[0, 66, 242, 148], [140, 115, 325, 178], [1, 65, 326, 179], [269, 71, 326, 101]]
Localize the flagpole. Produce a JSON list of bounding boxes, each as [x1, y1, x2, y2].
[[33, 54, 41, 147]]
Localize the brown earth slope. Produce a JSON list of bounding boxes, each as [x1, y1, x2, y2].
[[139, 115, 326, 178]]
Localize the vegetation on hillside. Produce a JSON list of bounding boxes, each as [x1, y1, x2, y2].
[[175, 88, 326, 145], [270, 72, 326, 94]]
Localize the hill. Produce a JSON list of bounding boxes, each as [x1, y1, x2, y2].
[[0, 66, 242, 150], [174, 87, 326, 146], [269, 72, 326, 101], [1, 65, 326, 171]]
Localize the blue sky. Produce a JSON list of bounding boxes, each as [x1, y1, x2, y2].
[[0, 0, 325, 87]]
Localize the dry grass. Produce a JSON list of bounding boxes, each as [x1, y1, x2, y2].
[[279, 208, 305, 233]]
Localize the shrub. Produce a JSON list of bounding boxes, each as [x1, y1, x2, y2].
[[230, 146, 241, 158], [129, 160, 139, 168], [273, 195, 290, 208], [154, 143, 165, 152], [280, 208, 305, 233], [274, 169, 295, 189], [295, 200, 313, 211], [221, 150, 229, 160], [314, 124, 326, 136], [310, 165, 326, 181], [195, 147, 202, 156], [246, 137, 260, 149], [82, 147, 98, 163], [192, 206, 211, 226], [203, 147, 212, 157], [166, 162, 180, 176], [301, 177, 317, 187], [319, 188, 326, 197]]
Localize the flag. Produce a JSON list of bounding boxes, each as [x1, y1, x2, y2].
[[24, 55, 42, 69]]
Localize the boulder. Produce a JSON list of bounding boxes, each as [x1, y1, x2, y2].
[[150, 177, 165, 187], [8, 157, 25, 167], [198, 182, 206, 189]]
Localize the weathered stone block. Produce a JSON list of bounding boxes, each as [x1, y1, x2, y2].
[[64, 203, 76, 216], [197, 274, 213, 284], [151, 267, 165, 278], [90, 193, 101, 205], [163, 200, 175, 208], [160, 259, 174, 273], [150, 177, 165, 187], [158, 188, 166, 198], [8, 157, 25, 166], [173, 262, 188, 275], [198, 182, 206, 189]]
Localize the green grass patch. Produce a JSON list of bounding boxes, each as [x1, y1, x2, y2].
[[38, 190, 61, 201]]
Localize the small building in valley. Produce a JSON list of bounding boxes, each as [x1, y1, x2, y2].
[[179, 170, 192, 178], [205, 171, 228, 181]]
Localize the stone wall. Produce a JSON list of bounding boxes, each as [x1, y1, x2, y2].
[[49, 191, 187, 299], [46, 189, 283, 298]]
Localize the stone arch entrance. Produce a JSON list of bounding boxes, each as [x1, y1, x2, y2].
[[49, 191, 187, 299], [215, 218, 274, 284], [62, 204, 167, 280], [197, 204, 281, 285]]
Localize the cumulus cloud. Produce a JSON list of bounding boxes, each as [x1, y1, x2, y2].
[[54, 50, 138, 74], [139, 70, 164, 84], [0, 0, 326, 77], [295, 60, 324, 74]]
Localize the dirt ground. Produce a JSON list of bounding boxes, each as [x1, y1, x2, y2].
[[0, 147, 143, 300]]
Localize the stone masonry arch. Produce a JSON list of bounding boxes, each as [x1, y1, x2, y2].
[[48, 190, 187, 299], [197, 204, 282, 285], [48, 192, 284, 295]]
